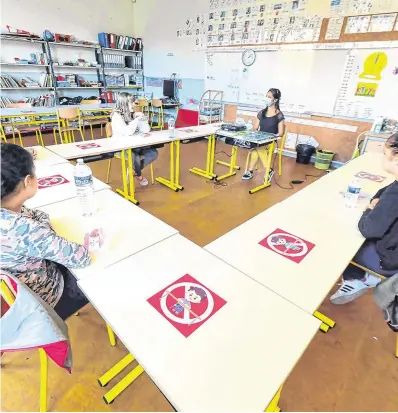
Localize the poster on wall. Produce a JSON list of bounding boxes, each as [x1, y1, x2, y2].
[[345, 15, 371, 33], [325, 16, 344, 39], [368, 13, 397, 32]]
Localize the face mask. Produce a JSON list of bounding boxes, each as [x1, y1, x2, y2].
[[264, 97, 274, 107]]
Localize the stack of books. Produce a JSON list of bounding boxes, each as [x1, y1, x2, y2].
[[97, 33, 143, 51]]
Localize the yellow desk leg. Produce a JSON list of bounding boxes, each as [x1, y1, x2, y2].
[[98, 354, 135, 387], [216, 146, 239, 182], [313, 311, 336, 330], [249, 142, 275, 195], [116, 149, 139, 205], [216, 144, 240, 172], [265, 385, 283, 412], [189, 135, 217, 180], [39, 348, 48, 412], [156, 141, 183, 191], [103, 362, 144, 404], [395, 335, 398, 358], [106, 324, 116, 347]]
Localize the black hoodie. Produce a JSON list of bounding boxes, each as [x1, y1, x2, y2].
[[358, 181, 398, 270]]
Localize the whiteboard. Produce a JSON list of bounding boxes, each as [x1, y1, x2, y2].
[[205, 49, 349, 115]]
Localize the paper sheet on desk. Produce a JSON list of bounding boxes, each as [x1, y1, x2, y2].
[[50, 210, 122, 265]]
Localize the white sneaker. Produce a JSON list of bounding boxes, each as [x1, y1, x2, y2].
[[330, 279, 369, 305], [364, 272, 381, 287]]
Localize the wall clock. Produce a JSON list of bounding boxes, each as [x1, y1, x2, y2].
[[242, 49, 256, 66]]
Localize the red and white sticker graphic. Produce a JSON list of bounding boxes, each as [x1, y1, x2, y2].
[[259, 228, 315, 264], [76, 143, 101, 150], [84, 228, 104, 252], [355, 171, 386, 183], [147, 274, 227, 338], [38, 174, 70, 189]]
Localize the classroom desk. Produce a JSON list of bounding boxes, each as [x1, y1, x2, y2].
[[282, 152, 393, 217], [31, 145, 69, 166], [205, 153, 392, 327], [78, 234, 321, 410], [0, 104, 114, 117], [47, 124, 222, 203], [25, 162, 109, 209], [39, 189, 178, 280]]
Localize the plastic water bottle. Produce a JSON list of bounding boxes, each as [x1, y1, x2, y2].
[[74, 159, 95, 216], [168, 116, 176, 138], [344, 178, 361, 208]]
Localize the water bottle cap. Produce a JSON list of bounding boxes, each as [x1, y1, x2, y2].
[[77, 158, 84, 164]]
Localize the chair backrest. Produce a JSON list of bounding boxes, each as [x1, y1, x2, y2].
[[151, 99, 163, 108], [6, 103, 32, 108], [57, 107, 80, 120], [175, 109, 199, 128], [80, 99, 99, 104], [138, 98, 149, 107], [105, 122, 112, 138], [0, 272, 72, 371]]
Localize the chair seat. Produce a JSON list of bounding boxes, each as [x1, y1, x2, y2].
[[54, 126, 82, 132], [13, 125, 41, 132]]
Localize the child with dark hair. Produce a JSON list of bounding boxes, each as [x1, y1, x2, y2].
[[0, 143, 91, 319], [331, 133, 398, 304], [242, 88, 285, 181]]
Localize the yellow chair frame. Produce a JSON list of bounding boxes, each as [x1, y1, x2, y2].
[[1, 279, 48, 412], [150, 99, 165, 130], [53, 108, 85, 145], [80, 99, 109, 140]]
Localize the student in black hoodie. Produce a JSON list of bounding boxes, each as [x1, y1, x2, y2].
[[331, 132, 398, 305]]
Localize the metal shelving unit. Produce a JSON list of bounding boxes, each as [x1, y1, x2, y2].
[[0, 35, 145, 106]]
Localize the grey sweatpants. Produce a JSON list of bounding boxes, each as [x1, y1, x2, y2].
[[131, 148, 158, 177]]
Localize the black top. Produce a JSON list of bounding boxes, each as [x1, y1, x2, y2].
[[358, 181, 398, 270], [257, 109, 285, 134]]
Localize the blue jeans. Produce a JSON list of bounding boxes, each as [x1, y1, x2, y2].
[[343, 241, 398, 280], [132, 148, 158, 177]]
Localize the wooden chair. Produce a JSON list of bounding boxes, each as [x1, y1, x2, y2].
[[137, 98, 150, 118], [80, 99, 109, 140], [350, 261, 398, 358], [1, 278, 48, 412], [150, 99, 164, 130], [53, 107, 85, 145], [105, 122, 154, 185], [5, 103, 44, 147]]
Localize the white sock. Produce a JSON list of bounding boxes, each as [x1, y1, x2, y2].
[[363, 272, 381, 287]]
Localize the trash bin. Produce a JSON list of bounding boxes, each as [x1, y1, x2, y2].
[[296, 144, 315, 164], [315, 149, 335, 170]]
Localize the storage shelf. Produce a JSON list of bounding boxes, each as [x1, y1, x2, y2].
[[0, 87, 54, 90], [0, 63, 49, 67], [106, 85, 142, 89], [53, 65, 101, 70], [57, 86, 103, 89], [102, 47, 142, 54], [104, 67, 143, 71], [49, 42, 99, 49], [0, 36, 44, 44]]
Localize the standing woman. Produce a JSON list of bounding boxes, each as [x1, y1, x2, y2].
[[111, 92, 158, 186], [242, 88, 285, 182]]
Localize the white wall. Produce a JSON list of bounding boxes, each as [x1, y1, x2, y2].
[[133, 0, 207, 80], [1, 0, 134, 42]]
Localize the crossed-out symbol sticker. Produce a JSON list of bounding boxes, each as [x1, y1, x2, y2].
[[38, 174, 70, 189], [147, 274, 227, 338]]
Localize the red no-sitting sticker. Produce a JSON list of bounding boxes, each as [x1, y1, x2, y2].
[[38, 174, 70, 189], [147, 274, 227, 338], [259, 228, 315, 264], [76, 143, 101, 150], [355, 171, 386, 183]]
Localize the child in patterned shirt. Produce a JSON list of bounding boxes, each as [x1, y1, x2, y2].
[[0, 143, 91, 319]]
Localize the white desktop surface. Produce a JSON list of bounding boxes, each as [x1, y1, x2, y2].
[[78, 235, 320, 412], [25, 163, 109, 209], [40, 189, 178, 280]]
